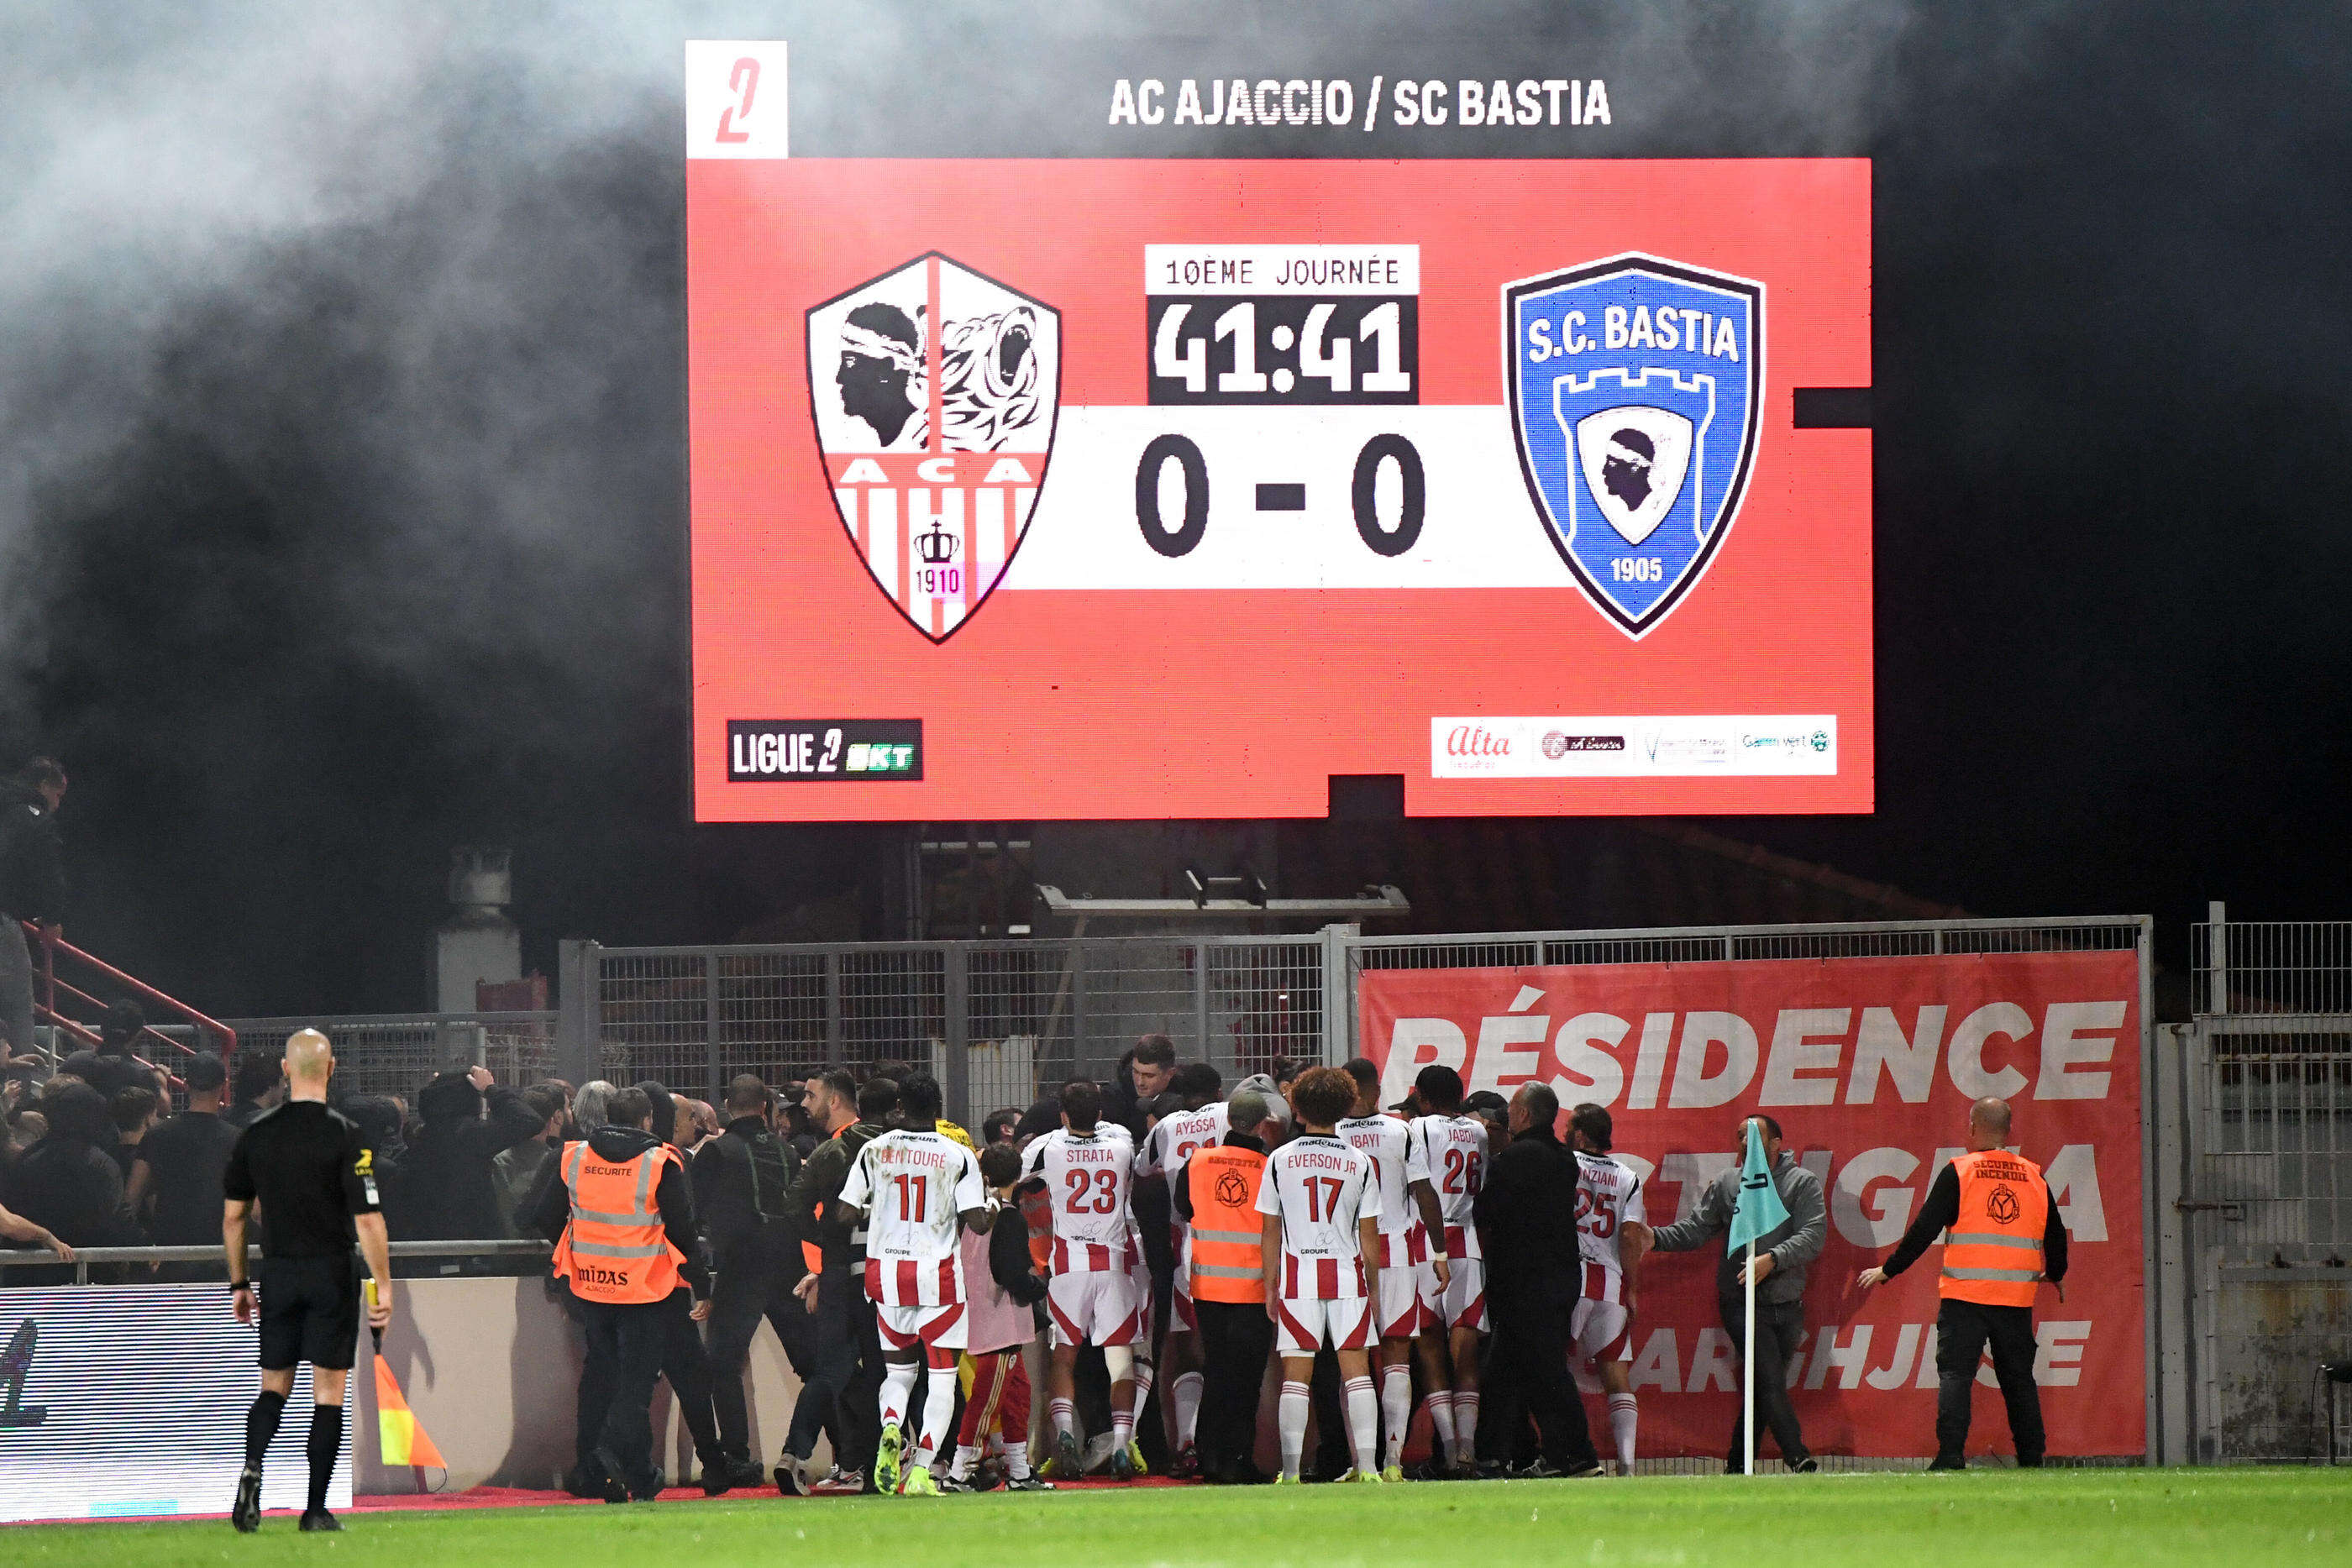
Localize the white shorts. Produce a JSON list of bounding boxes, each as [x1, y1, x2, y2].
[[1373, 1262, 1422, 1340], [1045, 1267, 1143, 1349], [1569, 1297, 1635, 1365], [1416, 1256, 1487, 1334], [874, 1299, 969, 1354], [1273, 1295, 1373, 1357]]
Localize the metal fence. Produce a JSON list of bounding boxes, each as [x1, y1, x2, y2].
[[2164, 914, 2352, 1462], [196, 1013, 559, 1099], [564, 934, 1329, 1119], [564, 918, 2148, 1120]]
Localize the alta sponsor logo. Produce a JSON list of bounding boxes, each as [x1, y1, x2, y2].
[[1445, 723, 1512, 759]]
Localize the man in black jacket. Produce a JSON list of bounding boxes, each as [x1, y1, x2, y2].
[[1472, 1083, 1602, 1478], [694, 1073, 808, 1491], [0, 758, 66, 1062], [781, 1072, 893, 1492], [10, 1080, 136, 1262], [401, 1066, 545, 1241]]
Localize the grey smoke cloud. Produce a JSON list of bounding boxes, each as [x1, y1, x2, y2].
[[13, 3, 2334, 1010]]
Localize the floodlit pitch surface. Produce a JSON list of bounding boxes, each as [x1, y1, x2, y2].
[[8, 1471, 2350, 1567]]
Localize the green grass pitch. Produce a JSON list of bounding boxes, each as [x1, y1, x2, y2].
[[8, 1470, 2349, 1568]]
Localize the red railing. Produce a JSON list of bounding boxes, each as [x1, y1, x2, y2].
[[29, 922, 236, 1091]]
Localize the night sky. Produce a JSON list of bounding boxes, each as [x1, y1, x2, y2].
[[0, 5, 2342, 1015]]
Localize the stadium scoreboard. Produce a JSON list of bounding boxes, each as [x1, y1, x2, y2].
[[686, 43, 1872, 822]]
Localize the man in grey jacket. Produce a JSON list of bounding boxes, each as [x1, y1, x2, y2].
[[1642, 1114, 1825, 1471]]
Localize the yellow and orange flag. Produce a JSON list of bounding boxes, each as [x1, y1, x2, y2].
[[373, 1351, 445, 1468], [365, 1281, 446, 1470]]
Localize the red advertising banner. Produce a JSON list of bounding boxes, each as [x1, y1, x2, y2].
[[1358, 950, 2145, 1460]]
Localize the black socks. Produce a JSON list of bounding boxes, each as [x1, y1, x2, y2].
[[245, 1388, 286, 1466], [307, 1404, 344, 1513]]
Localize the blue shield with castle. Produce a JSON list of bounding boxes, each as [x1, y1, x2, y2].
[[1505, 255, 1763, 636]]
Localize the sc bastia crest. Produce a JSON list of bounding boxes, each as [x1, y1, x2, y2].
[[1505, 255, 1762, 637], [807, 253, 1061, 642]]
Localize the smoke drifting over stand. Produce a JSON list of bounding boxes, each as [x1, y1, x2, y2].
[[0, 4, 2344, 1011]]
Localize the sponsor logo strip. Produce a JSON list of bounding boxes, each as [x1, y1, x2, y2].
[[1431, 716, 1835, 777]]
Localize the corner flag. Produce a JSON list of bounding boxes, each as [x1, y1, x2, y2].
[[1728, 1119, 1786, 1476], [1729, 1120, 1789, 1248]]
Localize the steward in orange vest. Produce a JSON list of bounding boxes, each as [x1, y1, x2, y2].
[[1856, 1096, 2069, 1470], [530, 1086, 712, 1502], [1171, 1087, 1278, 1484]]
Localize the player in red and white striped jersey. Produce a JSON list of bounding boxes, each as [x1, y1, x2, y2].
[[1405, 1065, 1489, 1476], [1568, 1103, 1649, 1474], [837, 1075, 990, 1496], [1019, 1081, 1147, 1479], [1255, 1066, 1385, 1484], [1336, 1057, 1445, 1481], [1131, 1062, 1226, 1476]]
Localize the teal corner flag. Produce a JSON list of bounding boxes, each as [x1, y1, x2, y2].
[[1727, 1119, 1789, 1250]]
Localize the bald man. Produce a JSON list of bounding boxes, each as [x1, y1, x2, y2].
[[223, 1030, 393, 1532], [1857, 1097, 2068, 1470]]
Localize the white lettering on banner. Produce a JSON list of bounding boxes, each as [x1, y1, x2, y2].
[[1691, 1329, 1739, 1393], [1628, 1329, 1682, 1394], [1831, 1146, 1921, 1246], [1760, 1008, 1850, 1106], [1621, 1319, 2098, 1403], [2037, 1000, 2125, 1099], [1372, 996, 2133, 1106], [1847, 1005, 1945, 1104], [1948, 1002, 2033, 1099], [2045, 1143, 2109, 1241], [2032, 1321, 2091, 1387], [1668, 1011, 1757, 1108], [1470, 1012, 1548, 1095], [1807, 1324, 1873, 1390], [1555, 1012, 1629, 1103], [1865, 1323, 1925, 1389], [1379, 1019, 1465, 1105], [1628, 1012, 1672, 1109]]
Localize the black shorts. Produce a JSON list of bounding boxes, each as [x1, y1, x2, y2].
[[257, 1254, 361, 1371]]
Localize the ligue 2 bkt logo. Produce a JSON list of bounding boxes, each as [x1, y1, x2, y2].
[[806, 252, 1062, 642], [1987, 1184, 2020, 1225], [1504, 254, 1763, 637]]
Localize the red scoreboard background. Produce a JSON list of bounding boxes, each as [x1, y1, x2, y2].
[[688, 139, 1871, 821]]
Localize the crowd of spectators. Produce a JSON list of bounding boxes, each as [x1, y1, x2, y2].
[[0, 1040, 847, 1269]]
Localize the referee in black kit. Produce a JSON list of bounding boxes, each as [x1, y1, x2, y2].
[[222, 1029, 393, 1534]]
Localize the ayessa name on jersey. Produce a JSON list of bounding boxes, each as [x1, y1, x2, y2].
[[1522, 300, 1746, 364]]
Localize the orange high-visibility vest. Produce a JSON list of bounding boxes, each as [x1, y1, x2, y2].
[[1185, 1143, 1268, 1305], [552, 1140, 685, 1305], [1939, 1149, 2050, 1308]]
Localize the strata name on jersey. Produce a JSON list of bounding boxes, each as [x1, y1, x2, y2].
[[1023, 1124, 1138, 1272]]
